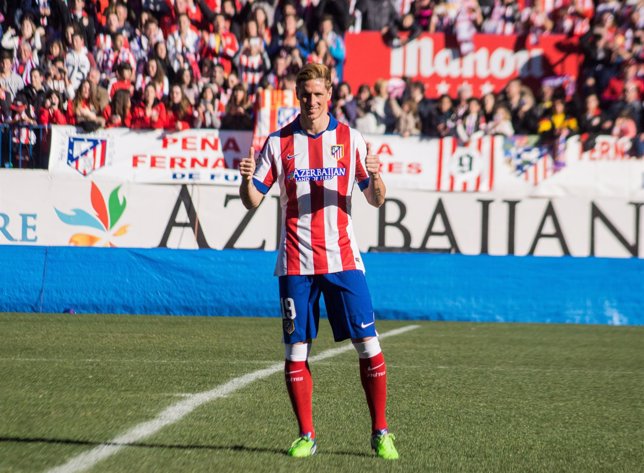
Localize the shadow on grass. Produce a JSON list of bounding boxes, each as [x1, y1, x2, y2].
[[0, 436, 373, 458]]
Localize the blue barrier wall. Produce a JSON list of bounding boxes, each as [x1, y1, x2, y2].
[[1, 246, 642, 325]]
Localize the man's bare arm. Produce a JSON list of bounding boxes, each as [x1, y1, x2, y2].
[[364, 143, 386, 208], [239, 147, 264, 209]]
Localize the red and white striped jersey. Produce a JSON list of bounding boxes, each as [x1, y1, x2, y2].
[[253, 114, 370, 276]]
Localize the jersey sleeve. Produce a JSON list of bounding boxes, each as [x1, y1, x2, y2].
[[252, 137, 277, 195], [354, 132, 370, 191]]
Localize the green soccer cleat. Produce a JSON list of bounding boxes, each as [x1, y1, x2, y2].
[[371, 431, 399, 460], [287, 434, 317, 458]]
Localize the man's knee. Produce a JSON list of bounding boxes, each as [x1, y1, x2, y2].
[[352, 337, 382, 359]]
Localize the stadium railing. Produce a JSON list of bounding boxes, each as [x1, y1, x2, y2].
[[0, 124, 51, 170]]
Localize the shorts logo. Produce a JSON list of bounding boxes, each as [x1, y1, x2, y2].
[[330, 144, 344, 161]]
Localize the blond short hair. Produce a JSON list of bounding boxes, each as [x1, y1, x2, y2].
[[296, 63, 332, 90]]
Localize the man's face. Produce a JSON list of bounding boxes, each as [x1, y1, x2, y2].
[[1, 58, 11, 73], [297, 78, 331, 122]]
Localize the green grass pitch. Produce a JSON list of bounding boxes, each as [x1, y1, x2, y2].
[[0, 313, 642, 472]]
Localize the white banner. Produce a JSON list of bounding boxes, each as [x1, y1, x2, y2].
[[48, 126, 252, 185], [1, 171, 642, 258], [46, 127, 644, 197]]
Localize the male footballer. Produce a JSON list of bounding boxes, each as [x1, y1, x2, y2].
[[239, 63, 398, 460]]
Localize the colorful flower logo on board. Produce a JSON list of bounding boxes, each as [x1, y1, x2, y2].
[[55, 182, 129, 247]]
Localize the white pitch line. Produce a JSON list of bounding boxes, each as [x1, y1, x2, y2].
[[45, 324, 420, 473]]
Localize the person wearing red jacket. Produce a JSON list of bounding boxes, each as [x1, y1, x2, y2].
[[38, 90, 68, 125], [131, 83, 167, 129], [164, 83, 194, 130], [103, 89, 132, 128]]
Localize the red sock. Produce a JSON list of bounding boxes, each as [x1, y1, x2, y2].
[[359, 352, 388, 433], [285, 360, 314, 438]]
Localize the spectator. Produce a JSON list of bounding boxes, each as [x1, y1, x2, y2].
[[332, 81, 358, 127], [236, 36, 271, 97], [263, 52, 290, 89], [481, 92, 497, 123], [194, 84, 223, 128], [38, 90, 68, 125], [579, 93, 612, 140], [483, 0, 521, 35], [411, 0, 433, 32], [46, 57, 73, 102], [135, 57, 167, 100], [456, 98, 486, 143], [434, 94, 456, 138], [114, 1, 134, 39], [393, 98, 421, 137], [200, 13, 239, 76], [0, 81, 10, 123], [354, 83, 379, 134], [499, 78, 522, 124], [178, 66, 200, 105], [167, 13, 201, 77], [486, 104, 514, 136], [16, 67, 46, 118], [103, 88, 132, 127], [268, 13, 311, 62], [513, 87, 539, 135], [537, 97, 578, 140], [165, 83, 194, 130], [610, 80, 643, 131], [107, 61, 134, 98], [429, 2, 453, 33], [1, 13, 44, 61], [220, 83, 253, 130], [407, 81, 433, 136], [65, 31, 91, 95], [67, 79, 105, 130], [454, 82, 473, 120], [356, 0, 399, 34], [602, 60, 644, 103], [43, 38, 66, 71], [454, 0, 483, 56], [611, 108, 639, 156], [131, 82, 167, 129], [20, 0, 69, 37], [313, 0, 351, 36], [13, 41, 38, 86], [311, 15, 345, 82], [88, 67, 110, 110], [151, 40, 174, 82], [252, 6, 273, 47], [0, 49, 24, 100], [69, 0, 97, 50], [371, 78, 397, 133]]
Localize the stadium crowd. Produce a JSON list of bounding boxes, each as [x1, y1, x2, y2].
[[0, 0, 642, 164]]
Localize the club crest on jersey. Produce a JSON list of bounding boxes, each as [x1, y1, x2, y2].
[[330, 144, 344, 161]]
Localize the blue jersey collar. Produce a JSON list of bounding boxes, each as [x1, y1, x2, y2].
[[292, 113, 338, 138]]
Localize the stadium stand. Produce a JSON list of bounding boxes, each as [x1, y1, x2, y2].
[[0, 0, 642, 168]]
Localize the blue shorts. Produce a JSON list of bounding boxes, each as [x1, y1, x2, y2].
[[278, 270, 377, 344]]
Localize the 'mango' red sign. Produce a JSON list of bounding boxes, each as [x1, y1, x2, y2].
[[344, 32, 581, 98]]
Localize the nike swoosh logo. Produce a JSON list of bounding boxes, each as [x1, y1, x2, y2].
[[360, 321, 375, 328], [286, 369, 303, 375], [286, 153, 300, 160], [368, 363, 385, 371]]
